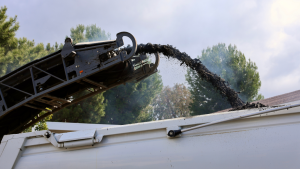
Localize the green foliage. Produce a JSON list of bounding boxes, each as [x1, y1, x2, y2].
[[23, 111, 53, 132], [152, 84, 193, 120], [134, 105, 154, 122], [0, 6, 63, 77], [186, 43, 264, 115], [85, 24, 111, 42], [52, 91, 106, 123], [0, 38, 61, 77], [46, 43, 51, 51], [70, 24, 111, 44], [101, 72, 163, 124], [70, 24, 86, 44], [0, 6, 56, 76], [0, 6, 20, 55]]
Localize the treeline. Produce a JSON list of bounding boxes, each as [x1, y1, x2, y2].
[[0, 6, 264, 131]]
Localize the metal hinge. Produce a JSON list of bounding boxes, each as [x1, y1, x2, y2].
[[44, 129, 103, 148]]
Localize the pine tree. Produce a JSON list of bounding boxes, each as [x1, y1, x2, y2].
[[0, 38, 57, 77], [186, 43, 264, 115], [101, 72, 163, 124], [51, 91, 106, 123], [0, 6, 63, 77], [85, 24, 111, 42], [70, 24, 86, 44], [0, 6, 19, 55]]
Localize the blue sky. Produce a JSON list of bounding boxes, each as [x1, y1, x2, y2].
[[1, 0, 300, 98]]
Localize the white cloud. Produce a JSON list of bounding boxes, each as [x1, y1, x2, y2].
[[270, 0, 300, 27], [262, 68, 300, 96]]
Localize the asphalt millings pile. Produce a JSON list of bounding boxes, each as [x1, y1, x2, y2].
[[229, 102, 268, 111], [125, 43, 245, 108]]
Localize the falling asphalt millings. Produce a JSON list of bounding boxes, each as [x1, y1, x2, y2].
[[125, 43, 246, 108]]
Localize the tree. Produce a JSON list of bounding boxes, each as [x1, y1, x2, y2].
[[186, 43, 264, 115], [0, 6, 63, 76], [23, 111, 53, 133], [85, 24, 111, 42], [101, 72, 163, 124], [0, 6, 19, 55], [0, 37, 63, 77], [0, 38, 47, 76], [152, 83, 193, 120], [70, 24, 111, 44], [51, 91, 106, 123], [70, 24, 86, 44]]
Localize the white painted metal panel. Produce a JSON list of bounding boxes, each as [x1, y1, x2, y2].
[[46, 122, 118, 132], [58, 129, 95, 142], [0, 137, 26, 169], [0, 141, 7, 157], [12, 112, 300, 169]]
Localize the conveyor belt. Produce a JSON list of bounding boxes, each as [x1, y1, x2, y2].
[[0, 32, 160, 139]]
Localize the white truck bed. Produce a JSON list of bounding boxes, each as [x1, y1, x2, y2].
[[1, 105, 300, 169]]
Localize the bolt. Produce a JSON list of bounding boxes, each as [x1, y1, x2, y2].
[[44, 132, 51, 138]]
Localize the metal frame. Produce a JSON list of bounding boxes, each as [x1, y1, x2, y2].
[[0, 82, 33, 96], [24, 104, 51, 112], [0, 32, 162, 139], [0, 44, 135, 117], [61, 58, 69, 81], [82, 78, 107, 89], [30, 67, 37, 95], [0, 89, 7, 110], [167, 103, 300, 137], [14, 79, 126, 134], [32, 66, 66, 82], [0, 52, 61, 83]]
